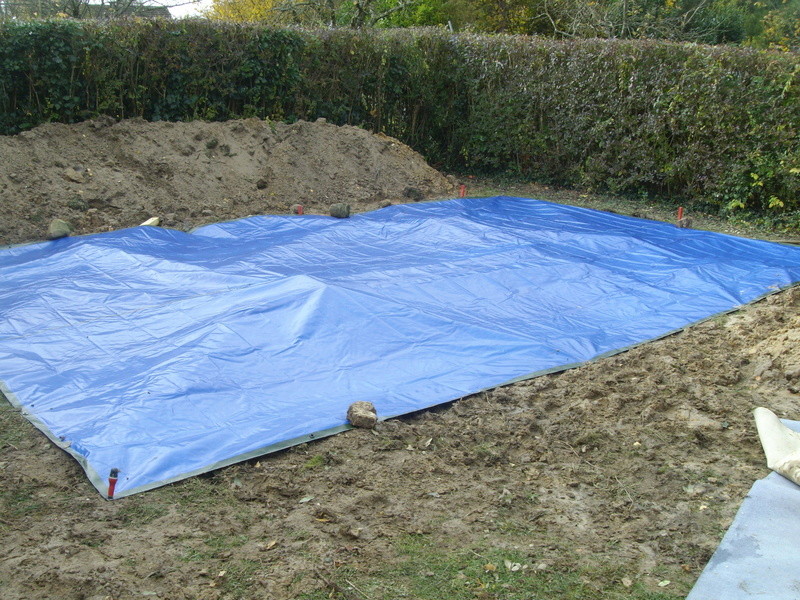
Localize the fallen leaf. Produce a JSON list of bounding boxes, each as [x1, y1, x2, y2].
[[299, 495, 314, 504], [621, 577, 633, 588], [658, 580, 671, 587], [504, 561, 522, 572], [483, 563, 497, 572]]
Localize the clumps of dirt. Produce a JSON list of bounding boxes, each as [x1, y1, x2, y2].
[[0, 117, 455, 246]]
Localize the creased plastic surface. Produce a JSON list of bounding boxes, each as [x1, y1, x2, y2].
[[687, 420, 800, 600], [1, 197, 799, 497]]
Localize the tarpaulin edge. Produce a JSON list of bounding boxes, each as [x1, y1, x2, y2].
[[0, 377, 355, 500], [0, 379, 107, 496], [2, 282, 798, 499], [110, 423, 353, 499], [383, 282, 797, 414]]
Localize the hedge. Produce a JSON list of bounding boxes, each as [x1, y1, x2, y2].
[[1, 21, 798, 212]]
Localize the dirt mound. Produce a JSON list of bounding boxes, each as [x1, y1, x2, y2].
[[0, 117, 455, 246]]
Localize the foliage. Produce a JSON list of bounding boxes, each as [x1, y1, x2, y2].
[[0, 0, 175, 19], [0, 21, 797, 214], [203, 0, 800, 48], [751, 0, 800, 51], [204, 0, 283, 22], [205, 0, 419, 27]]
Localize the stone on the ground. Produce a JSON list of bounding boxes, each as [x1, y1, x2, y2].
[[677, 217, 693, 229], [47, 219, 72, 240], [140, 217, 160, 227], [379, 200, 392, 208], [330, 203, 351, 219], [347, 401, 377, 429], [62, 167, 84, 183], [403, 186, 424, 202]]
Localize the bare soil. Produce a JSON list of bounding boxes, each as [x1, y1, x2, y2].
[[0, 117, 454, 246], [1, 118, 799, 600]]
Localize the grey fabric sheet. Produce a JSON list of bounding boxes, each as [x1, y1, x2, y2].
[[687, 420, 800, 599]]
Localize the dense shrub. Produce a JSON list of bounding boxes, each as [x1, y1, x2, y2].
[[0, 21, 797, 212]]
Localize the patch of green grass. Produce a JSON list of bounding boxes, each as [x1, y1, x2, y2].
[[300, 534, 683, 600], [302, 454, 325, 470], [219, 559, 262, 595], [116, 501, 168, 525], [0, 401, 28, 448], [66, 196, 89, 211], [158, 474, 236, 508], [182, 534, 249, 562], [0, 485, 43, 518]]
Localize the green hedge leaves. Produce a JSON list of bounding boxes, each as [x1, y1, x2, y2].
[[1, 21, 797, 212]]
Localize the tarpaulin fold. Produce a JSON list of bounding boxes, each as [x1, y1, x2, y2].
[[1, 197, 799, 497]]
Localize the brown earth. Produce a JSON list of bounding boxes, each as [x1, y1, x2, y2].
[[1, 119, 799, 600], [0, 117, 455, 246]]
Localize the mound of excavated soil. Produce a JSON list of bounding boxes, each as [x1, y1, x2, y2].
[[0, 117, 455, 246]]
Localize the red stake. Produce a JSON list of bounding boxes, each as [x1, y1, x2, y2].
[[677, 206, 684, 221], [107, 468, 119, 500], [459, 184, 467, 198]]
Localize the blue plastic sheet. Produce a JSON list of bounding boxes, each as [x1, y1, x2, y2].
[[687, 421, 800, 600], [1, 197, 799, 498]]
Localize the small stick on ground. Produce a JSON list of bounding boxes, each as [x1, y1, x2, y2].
[[314, 568, 369, 600]]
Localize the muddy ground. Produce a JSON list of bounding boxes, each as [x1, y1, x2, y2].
[[0, 119, 799, 600]]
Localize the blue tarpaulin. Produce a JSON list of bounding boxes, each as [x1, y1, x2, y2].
[[687, 420, 800, 600], [1, 196, 799, 497]]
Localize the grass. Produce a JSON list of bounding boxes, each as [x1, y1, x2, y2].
[[300, 534, 683, 600], [0, 485, 44, 519], [303, 454, 325, 469], [116, 501, 169, 526], [464, 176, 800, 241], [0, 400, 27, 449]]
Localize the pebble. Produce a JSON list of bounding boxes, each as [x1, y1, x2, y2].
[[330, 203, 351, 219], [347, 401, 377, 428], [47, 218, 72, 240]]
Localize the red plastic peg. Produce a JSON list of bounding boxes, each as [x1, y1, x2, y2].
[[459, 184, 466, 198], [677, 206, 684, 221], [107, 468, 119, 499]]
